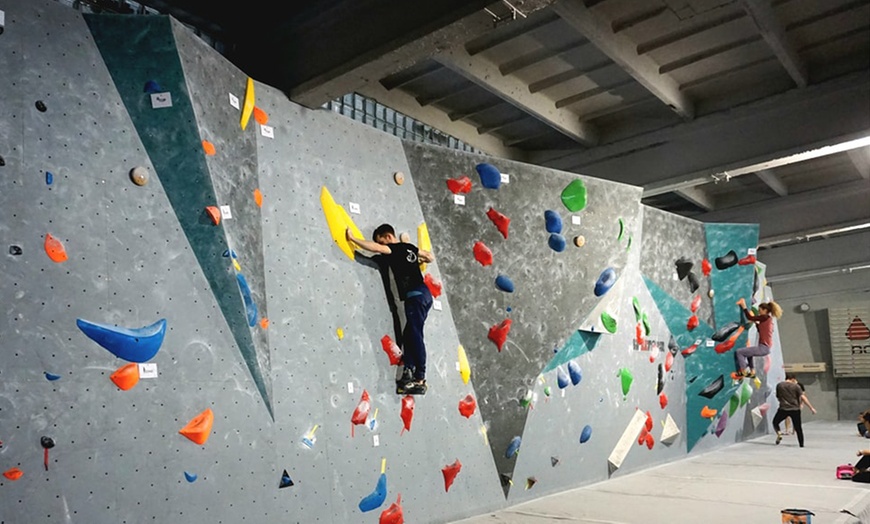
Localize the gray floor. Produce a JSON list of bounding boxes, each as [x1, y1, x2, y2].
[[453, 421, 870, 524]]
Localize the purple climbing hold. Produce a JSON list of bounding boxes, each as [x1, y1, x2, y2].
[[548, 233, 566, 252], [544, 210, 562, 234], [594, 268, 617, 296], [715, 410, 729, 437], [475, 163, 501, 190]]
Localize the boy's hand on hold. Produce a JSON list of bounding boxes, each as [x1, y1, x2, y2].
[[346, 228, 355, 244], [736, 298, 746, 308]]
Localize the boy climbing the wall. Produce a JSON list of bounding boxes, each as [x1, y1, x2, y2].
[[347, 225, 434, 395]]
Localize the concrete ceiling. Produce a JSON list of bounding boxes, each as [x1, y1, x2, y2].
[[128, 0, 870, 288]]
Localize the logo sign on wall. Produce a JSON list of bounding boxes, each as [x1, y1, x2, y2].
[[828, 307, 870, 377]]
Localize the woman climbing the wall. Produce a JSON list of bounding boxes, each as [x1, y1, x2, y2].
[[733, 298, 782, 378]]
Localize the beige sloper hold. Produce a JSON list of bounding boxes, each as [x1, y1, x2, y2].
[[660, 413, 681, 445], [608, 409, 647, 470], [750, 406, 763, 428]]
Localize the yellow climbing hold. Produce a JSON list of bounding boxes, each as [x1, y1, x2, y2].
[[417, 222, 431, 273], [240, 77, 255, 130], [457, 344, 471, 384], [320, 186, 364, 261], [232, 259, 242, 272], [337, 327, 344, 340]]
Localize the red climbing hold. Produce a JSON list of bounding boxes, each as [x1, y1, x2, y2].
[[486, 207, 510, 239], [380, 336, 403, 366], [690, 295, 701, 313], [351, 390, 371, 437], [644, 432, 655, 450], [379, 494, 404, 524], [488, 319, 512, 352], [645, 411, 653, 432], [665, 351, 674, 372], [442, 460, 462, 492], [637, 427, 648, 446], [424, 273, 442, 298], [687, 315, 699, 331], [659, 393, 668, 409], [715, 339, 735, 354], [636, 324, 644, 347], [2, 467, 23, 481], [446, 176, 472, 194], [473, 241, 493, 266], [681, 341, 699, 357], [205, 206, 221, 225], [44, 233, 68, 263], [400, 395, 414, 435], [701, 259, 712, 277], [458, 394, 477, 418], [737, 255, 756, 266]]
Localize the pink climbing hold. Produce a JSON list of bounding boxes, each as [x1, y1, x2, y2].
[[446, 176, 472, 194], [690, 295, 701, 313], [351, 390, 371, 437], [687, 315, 699, 331], [380, 336, 403, 366], [400, 395, 414, 435], [486, 207, 510, 239], [473, 241, 493, 266], [458, 394, 477, 418], [424, 273, 442, 298], [442, 460, 462, 492], [488, 319, 512, 352]]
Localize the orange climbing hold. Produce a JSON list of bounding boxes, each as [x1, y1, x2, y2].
[[700, 406, 717, 419], [488, 319, 512, 352], [253, 106, 269, 125], [259, 317, 270, 329], [253, 188, 263, 208], [379, 494, 404, 524], [44, 233, 68, 263], [400, 395, 414, 435], [458, 394, 476, 418], [202, 140, 216, 156], [179, 408, 214, 445], [442, 460, 462, 492], [351, 390, 371, 437], [205, 206, 221, 225], [2, 467, 23, 481], [110, 363, 140, 391]]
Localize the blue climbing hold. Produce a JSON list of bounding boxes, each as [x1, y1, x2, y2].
[[544, 210, 562, 234], [279, 469, 295, 489], [236, 273, 258, 327], [505, 436, 521, 459], [548, 233, 567, 252], [579, 425, 592, 443], [495, 274, 515, 293], [184, 471, 197, 483], [45, 171, 53, 185], [568, 361, 582, 386], [358, 472, 387, 512], [594, 268, 617, 296], [44, 372, 61, 381], [76, 318, 167, 363], [143, 80, 163, 94], [222, 249, 237, 259], [475, 163, 501, 189], [557, 367, 569, 389], [506, 306, 512, 313]]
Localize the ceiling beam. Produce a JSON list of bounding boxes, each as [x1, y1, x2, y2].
[[755, 169, 789, 196], [847, 147, 870, 179], [675, 187, 717, 211], [740, 0, 808, 88], [499, 39, 587, 75], [434, 47, 600, 146], [552, 0, 694, 119]]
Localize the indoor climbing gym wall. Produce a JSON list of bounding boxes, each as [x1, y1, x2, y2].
[[1, 2, 784, 523]]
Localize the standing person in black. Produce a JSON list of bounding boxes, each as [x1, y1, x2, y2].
[[773, 373, 816, 447], [347, 224, 434, 395]]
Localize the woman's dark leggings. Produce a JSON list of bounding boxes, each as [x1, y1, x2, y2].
[[773, 408, 803, 447], [854, 455, 870, 483]]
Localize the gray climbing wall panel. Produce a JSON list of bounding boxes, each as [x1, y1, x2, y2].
[[0, 3, 776, 523]]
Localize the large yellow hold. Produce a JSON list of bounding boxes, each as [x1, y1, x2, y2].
[[417, 222, 431, 273], [457, 344, 471, 384], [320, 186, 364, 261], [240, 77, 255, 130]]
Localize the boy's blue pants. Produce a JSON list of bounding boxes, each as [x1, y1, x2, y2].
[[403, 286, 432, 380]]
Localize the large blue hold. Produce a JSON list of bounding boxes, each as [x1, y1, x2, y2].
[[557, 367, 570, 389], [505, 436, 522, 459], [544, 210, 562, 234], [76, 318, 167, 363], [358, 473, 387, 512], [594, 268, 617, 296], [495, 274, 515, 293], [548, 233, 567, 252], [579, 425, 592, 443], [568, 361, 582, 385], [236, 273, 258, 327], [475, 163, 501, 190]]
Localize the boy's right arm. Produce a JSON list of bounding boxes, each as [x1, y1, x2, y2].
[[347, 228, 391, 255]]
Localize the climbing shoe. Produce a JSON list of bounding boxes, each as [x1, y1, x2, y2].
[[405, 380, 428, 395], [775, 432, 782, 445]]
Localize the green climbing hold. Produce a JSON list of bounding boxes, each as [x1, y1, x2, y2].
[[632, 297, 641, 322], [618, 368, 633, 397], [642, 313, 650, 336], [626, 235, 632, 251], [728, 395, 740, 417], [739, 381, 752, 407], [601, 311, 617, 334], [617, 218, 625, 241], [544, 386, 551, 397], [560, 179, 587, 212]]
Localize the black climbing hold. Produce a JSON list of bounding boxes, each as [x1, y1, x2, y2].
[[668, 335, 679, 355], [712, 322, 741, 342], [35, 100, 47, 112], [686, 271, 700, 293], [0, 155, 5, 166], [143, 80, 163, 94], [675, 257, 693, 280], [550, 457, 559, 467], [499, 473, 513, 487], [41, 436, 55, 449], [279, 469, 294, 488], [715, 250, 738, 270], [699, 375, 724, 399], [8, 245, 22, 256], [656, 364, 664, 394]]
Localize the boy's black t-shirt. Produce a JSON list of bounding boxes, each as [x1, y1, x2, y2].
[[384, 242, 424, 299]]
